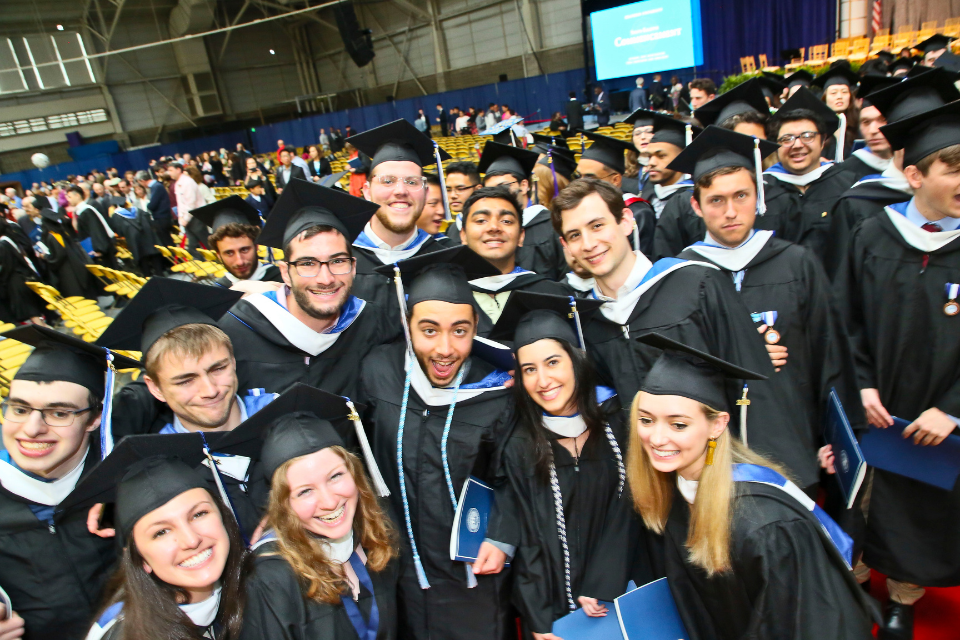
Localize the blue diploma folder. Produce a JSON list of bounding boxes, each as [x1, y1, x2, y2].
[[79, 237, 95, 256], [860, 417, 960, 491], [823, 389, 866, 508], [551, 602, 621, 640], [450, 476, 494, 563], [471, 336, 514, 372]]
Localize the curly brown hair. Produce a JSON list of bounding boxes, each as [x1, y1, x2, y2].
[[264, 446, 397, 605], [208, 222, 260, 252]]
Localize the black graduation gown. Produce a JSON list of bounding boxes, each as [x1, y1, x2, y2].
[[211, 264, 283, 288], [664, 483, 875, 640], [218, 296, 401, 400], [625, 196, 657, 260], [39, 221, 98, 299], [74, 202, 116, 261], [582, 262, 775, 419], [350, 238, 444, 313], [107, 209, 161, 264], [499, 401, 644, 634], [358, 343, 516, 640], [0, 447, 116, 640], [822, 182, 910, 281], [471, 273, 573, 337], [652, 177, 802, 260], [0, 231, 47, 323], [516, 206, 566, 280], [240, 539, 399, 640], [834, 211, 960, 586], [678, 237, 865, 489]]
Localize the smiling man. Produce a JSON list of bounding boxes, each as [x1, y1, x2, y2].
[[418, 172, 450, 242], [361, 247, 517, 640], [218, 179, 400, 399], [0, 326, 138, 640], [190, 196, 282, 288]]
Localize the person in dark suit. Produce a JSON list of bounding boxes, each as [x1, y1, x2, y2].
[[274, 147, 307, 192], [234, 143, 252, 179], [244, 177, 272, 220], [305, 144, 332, 182], [629, 77, 649, 112], [566, 91, 584, 131], [136, 169, 174, 241], [592, 86, 610, 126], [436, 103, 449, 136]]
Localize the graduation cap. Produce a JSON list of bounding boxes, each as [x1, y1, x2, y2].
[[636, 333, 766, 412], [530, 133, 569, 156], [538, 147, 578, 182], [889, 56, 917, 75], [693, 79, 768, 128], [58, 433, 209, 538], [258, 178, 379, 249], [578, 130, 634, 174], [880, 99, 960, 167], [477, 141, 540, 178], [190, 195, 262, 232], [209, 383, 388, 496], [759, 72, 788, 100], [811, 66, 860, 90], [784, 69, 815, 89], [346, 119, 451, 170], [857, 74, 901, 103], [95, 278, 242, 355], [915, 34, 955, 55], [623, 108, 657, 128], [875, 50, 896, 64], [781, 48, 804, 63], [646, 112, 701, 148], [39, 207, 63, 224], [374, 245, 499, 310], [667, 125, 780, 214], [776, 86, 842, 135], [934, 51, 960, 73], [492, 128, 521, 146], [864, 67, 960, 123], [488, 291, 604, 352], [319, 170, 349, 189]]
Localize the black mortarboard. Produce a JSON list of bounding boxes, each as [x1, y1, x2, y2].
[[346, 119, 450, 170], [538, 147, 578, 181], [784, 69, 815, 89], [374, 245, 499, 309], [477, 141, 540, 178], [258, 178, 379, 248], [934, 51, 960, 73], [776, 86, 841, 135], [59, 433, 209, 538], [811, 66, 860, 90], [623, 108, 657, 128], [319, 170, 349, 188], [857, 74, 900, 104], [530, 133, 569, 155], [39, 207, 63, 223], [636, 333, 766, 412], [488, 291, 603, 351], [876, 50, 895, 64], [492, 128, 521, 146], [916, 34, 955, 54], [190, 195, 262, 231], [864, 67, 960, 123], [578, 131, 634, 173], [646, 112, 701, 148], [693, 79, 768, 127], [95, 278, 242, 355], [759, 72, 788, 100], [889, 56, 917, 75], [6, 325, 139, 397], [880, 99, 960, 167], [667, 125, 779, 183]]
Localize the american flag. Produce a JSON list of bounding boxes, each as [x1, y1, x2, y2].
[[872, 0, 883, 35]]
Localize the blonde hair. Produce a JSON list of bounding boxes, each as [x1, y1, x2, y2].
[[143, 323, 234, 379], [265, 446, 397, 604], [627, 392, 787, 575], [533, 161, 569, 209]]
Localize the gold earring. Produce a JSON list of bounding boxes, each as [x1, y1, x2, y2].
[[705, 439, 717, 466]]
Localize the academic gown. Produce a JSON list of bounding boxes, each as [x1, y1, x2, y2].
[[0, 447, 116, 640], [498, 397, 649, 634], [582, 260, 775, 421], [0, 231, 47, 323], [107, 208, 161, 264], [74, 203, 117, 264], [664, 483, 875, 640], [218, 294, 401, 400], [652, 177, 802, 260], [358, 342, 516, 640], [211, 263, 283, 288], [678, 236, 865, 489], [516, 205, 567, 280], [350, 238, 444, 313], [240, 539, 399, 640], [39, 220, 99, 299], [471, 273, 573, 336], [625, 196, 657, 259], [834, 209, 960, 586]]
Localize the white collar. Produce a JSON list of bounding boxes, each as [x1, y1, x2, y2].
[[677, 475, 699, 504], [565, 271, 595, 292], [242, 289, 365, 356], [362, 222, 418, 251], [322, 529, 355, 564], [0, 446, 89, 506], [522, 204, 548, 227], [885, 204, 960, 252], [356, 222, 429, 264], [686, 230, 774, 272], [879, 163, 912, 193], [405, 350, 505, 407], [653, 176, 691, 201], [541, 413, 587, 438], [223, 261, 271, 284], [180, 586, 221, 627], [470, 267, 534, 292], [851, 148, 892, 172], [764, 162, 832, 186], [594, 251, 653, 302]]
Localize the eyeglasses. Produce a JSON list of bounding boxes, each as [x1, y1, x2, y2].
[[445, 184, 479, 194], [287, 257, 356, 277], [776, 131, 820, 146], [1, 401, 93, 427], [373, 175, 427, 190], [572, 170, 616, 181], [491, 180, 519, 190]]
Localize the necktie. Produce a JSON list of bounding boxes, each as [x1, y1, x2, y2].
[[921, 222, 943, 232]]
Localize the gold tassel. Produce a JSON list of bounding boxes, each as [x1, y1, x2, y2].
[[705, 439, 717, 466]]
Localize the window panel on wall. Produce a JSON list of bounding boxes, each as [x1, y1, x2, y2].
[[23, 36, 66, 90], [538, 0, 582, 49], [0, 39, 28, 93]]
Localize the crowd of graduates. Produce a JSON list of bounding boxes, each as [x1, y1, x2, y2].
[[1, 33, 960, 640]]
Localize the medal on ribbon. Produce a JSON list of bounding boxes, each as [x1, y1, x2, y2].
[[945, 283, 960, 317], [751, 310, 780, 343]]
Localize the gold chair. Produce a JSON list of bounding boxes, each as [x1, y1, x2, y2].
[[740, 56, 757, 74], [871, 34, 892, 52], [807, 44, 829, 66], [849, 37, 872, 61]]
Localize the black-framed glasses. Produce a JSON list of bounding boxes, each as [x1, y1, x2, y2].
[[776, 131, 819, 146], [287, 257, 356, 277], [445, 184, 479, 194], [572, 170, 615, 181], [373, 175, 427, 190], [1, 401, 93, 427]]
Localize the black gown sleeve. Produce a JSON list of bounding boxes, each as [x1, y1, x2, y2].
[[831, 225, 877, 390], [239, 555, 310, 640]]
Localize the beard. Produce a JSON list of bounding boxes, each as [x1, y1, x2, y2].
[[375, 206, 419, 235], [226, 261, 255, 280], [291, 278, 351, 320]]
